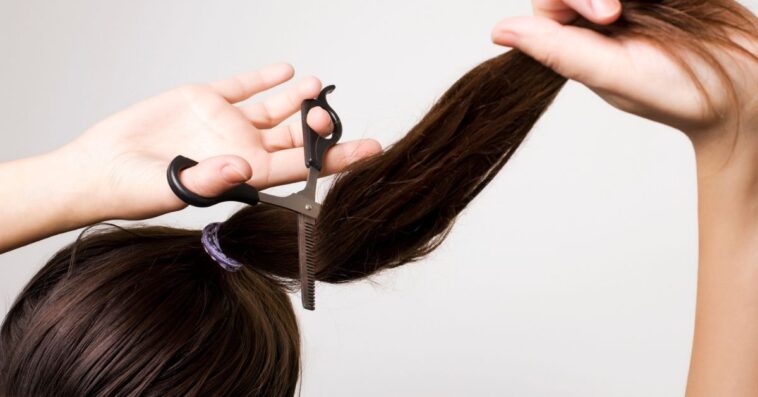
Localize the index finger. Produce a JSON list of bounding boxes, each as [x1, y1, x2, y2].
[[533, 0, 621, 24], [210, 63, 295, 104]]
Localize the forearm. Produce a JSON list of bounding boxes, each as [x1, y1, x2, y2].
[[686, 126, 758, 396], [0, 145, 103, 253]]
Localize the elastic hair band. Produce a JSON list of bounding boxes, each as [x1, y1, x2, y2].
[[201, 222, 243, 272]]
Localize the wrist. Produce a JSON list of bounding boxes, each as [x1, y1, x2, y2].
[[688, 120, 758, 192], [692, 121, 758, 251], [0, 143, 107, 252], [45, 141, 110, 228]]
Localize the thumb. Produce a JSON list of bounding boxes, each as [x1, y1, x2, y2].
[[179, 155, 253, 198], [492, 16, 627, 92]]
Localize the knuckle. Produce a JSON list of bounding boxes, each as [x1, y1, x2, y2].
[[177, 83, 209, 99], [287, 125, 298, 147], [258, 102, 275, 125], [531, 0, 551, 16], [539, 37, 565, 72], [228, 75, 247, 100]]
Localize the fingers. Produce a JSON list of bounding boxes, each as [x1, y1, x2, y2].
[[178, 155, 253, 198], [261, 139, 383, 188], [259, 107, 333, 151], [210, 63, 294, 104], [492, 16, 627, 91], [532, 0, 621, 24], [306, 106, 334, 135], [240, 76, 322, 129], [319, 139, 382, 176], [532, 0, 580, 24]]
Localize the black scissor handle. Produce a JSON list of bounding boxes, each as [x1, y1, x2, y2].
[[166, 155, 260, 207], [302, 85, 343, 171]]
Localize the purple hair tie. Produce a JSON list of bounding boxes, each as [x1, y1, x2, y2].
[[201, 222, 242, 272]]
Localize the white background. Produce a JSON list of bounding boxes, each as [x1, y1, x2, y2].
[[2, 1, 755, 396]]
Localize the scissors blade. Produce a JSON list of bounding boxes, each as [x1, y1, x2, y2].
[[298, 213, 317, 310], [257, 168, 322, 217], [258, 191, 320, 217]]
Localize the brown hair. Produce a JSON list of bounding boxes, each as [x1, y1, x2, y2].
[[2, 1, 755, 396]]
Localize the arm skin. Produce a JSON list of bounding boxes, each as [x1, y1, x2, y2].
[[0, 63, 382, 254], [492, 0, 758, 395], [687, 121, 758, 396], [0, 146, 93, 253]]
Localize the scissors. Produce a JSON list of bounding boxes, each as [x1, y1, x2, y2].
[[166, 85, 343, 311]]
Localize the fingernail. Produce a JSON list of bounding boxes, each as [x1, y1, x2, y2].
[[221, 164, 248, 183], [493, 28, 520, 46], [591, 0, 619, 18]]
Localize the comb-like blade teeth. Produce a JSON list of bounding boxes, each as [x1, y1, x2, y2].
[[298, 215, 317, 310]]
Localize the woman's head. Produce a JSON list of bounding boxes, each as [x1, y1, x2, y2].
[[0, 225, 300, 396]]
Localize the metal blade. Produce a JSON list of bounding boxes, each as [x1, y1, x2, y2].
[[258, 191, 320, 218], [297, 214, 317, 310], [258, 167, 322, 217]]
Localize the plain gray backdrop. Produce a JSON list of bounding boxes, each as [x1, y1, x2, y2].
[[2, 1, 755, 396]]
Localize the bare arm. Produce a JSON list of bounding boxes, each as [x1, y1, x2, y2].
[[493, 0, 758, 395], [687, 121, 758, 396], [0, 147, 94, 252], [0, 63, 381, 253]]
